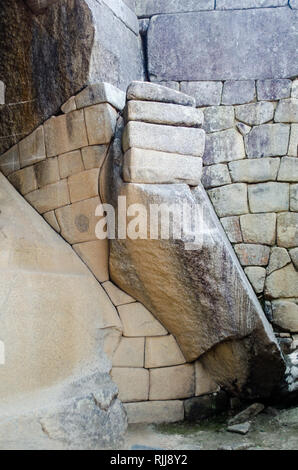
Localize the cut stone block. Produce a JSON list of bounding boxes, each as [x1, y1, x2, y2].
[[145, 335, 186, 368], [102, 281, 135, 306], [73, 240, 109, 283], [257, 79, 292, 101], [291, 184, 298, 211], [229, 158, 280, 183], [81, 145, 108, 170], [265, 264, 298, 299], [25, 180, 70, 214], [208, 183, 248, 217], [125, 100, 203, 127], [34, 157, 60, 187], [136, 0, 214, 17], [195, 361, 219, 397], [123, 148, 202, 185], [220, 216, 242, 243], [234, 244, 270, 266], [248, 182, 289, 213], [180, 81, 223, 107], [267, 247, 291, 275], [117, 303, 167, 337], [84, 103, 118, 146], [127, 81, 195, 107], [8, 166, 37, 195], [61, 96, 76, 114], [201, 164, 231, 189], [43, 210, 60, 233], [292, 79, 298, 98], [237, 122, 251, 136], [275, 99, 298, 123], [288, 124, 298, 157], [216, 0, 288, 8], [76, 83, 126, 111], [58, 150, 84, 179], [203, 106, 234, 133], [272, 301, 298, 333], [19, 126, 46, 168], [102, 0, 139, 34], [111, 368, 149, 402], [245, 124, 290, 158], [0, 145, 20, 176], [289, 248, 298, 270], [235, 102, 274, 126], [122, 121, 205, 157], [124, 401, 184, 425], [204, 129, 245, 165], [149, 364, 195, 400], [240, 213, 276, 246], [153, 81, 179, 91], [277, 212, 298, 248], [222, 80, 255, 105], [278, 156, 298, 182], [244, 267, 266, 294], [68, 168, 99, 203], [44, 111, 88, 158], [112, 337, 145, 368]]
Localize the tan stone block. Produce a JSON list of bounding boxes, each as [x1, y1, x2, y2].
[[43, 210, 61, 233], [118, 303, 167, 337], [8, 166, 37, 195], [195, 361, 219, 397], [25, 180, 70, 214], [112, 337, 145, 368], [111, 368, 149, 402], [68, 168, 99, 203], [55, 197, 100, 244], [81, 145, 108, 170], [19, 126, 46, 168], [0, 144, 20, 176], [44, 110, 88, 157], [34, 157, 60, 187], [58, 150, 84, 179], [145, 335, 186, 368], [73, 239, 109, 283], [102, 281, 135, 306], [124, 401, 184, 424], [61, 96, 76, 114], [84, 103, 118, 145], [149, 364, 195, 400]]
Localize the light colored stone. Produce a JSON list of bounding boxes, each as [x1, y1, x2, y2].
[[208, 183, 248, 217], [275, 99, 298, 123], [272, 301, 298, 332], [149, 364, 195, 400], [8, 167, 37, 195], [84, 103, 118, 146], [216, 0, 287, 8], [267, 247, 291, 275], [204, 129, 245, 165], [229, 158, 279, 184], [289, 248, 298, 270], [117, 303, 167, 337], [234, 244, 270, 266], [235, 102, 274, 126], [265, 264, 298, 299], [0, 145, 20, 177], [227, 422, 251, 435], [248, 182, 289, 213], [278, 156, 298, 182], [102, 0, 139, 34], [201, 164, 231, 189], [125, 100, 203, 127], [222, 80, 255, 105], [111, 368, 149, 402], [292, 79, 298, 98], [237, 122, 251, 136], [123, 148, 202, 185], [291, 184, 298, 211], [25, 180, 70, 214], [195, 361, 219, 397], [112, 338, 144, 368], [68, 168, 99, 203], [61, 96, 76, 114], [123, 121, 205, 157], [203, 106, 234, 133], [180, 81, 223, 107], [0, 80, 5, 104], [145, 335, 186, 368], [240, 213, 276, 246], [124, 401, 184, 425], [55, 196, 100, 244], [245, 124, 290, 158], [244, 267, 266, 294], [58, 150, 84, 179], [102, 281, 135, 306], [44, 111, 88, 158], [277, 213, 298, 249], [73, 240, 109, 283], [220, 216, 242, 243], [43, 210, 60, 233], [81, 145, 108, 170], [34, 157, 60, 187], [136, 0, 214, 17], [288, 124, 298, 157], [257, 79, 292, 101], [127, 81, 195, 107], [19, 126, 46, 168], [76, 83, 126, 111], [153, 81, 180, 91]]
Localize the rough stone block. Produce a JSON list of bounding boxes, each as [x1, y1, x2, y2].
[[0, 144, 20, 176], [123, 148, 202, 185], [112, 337, 145, 368], [19, 126, 46, 168], [235, 102, 274, 126], [245, 124, 290, 158], [61, 96, 76, 114], [123, 121, 205, 157], [34, 157, 60, 187], [265, 264, 298, 298], [127, 81, 195, 107], [208, 183, 248, 217], [278, 156, 298, 182], [111, 368, 149, 402], [234, 244, 270, 266], [201, 164, 231, 189], [203, 106, 234, 133], [267, 247, 291, 275], [240, 213, 276, 246], [84, 103, 118, 146], [136, 0, 214, 17], [291, 184, 298, 211], [25, 180, 70, 214], [277, 212, 298, 248], [124, 401, 184, 424], [229, 158, 280, 183], [220, 216, 242, 243], [222, 80, 255, 105], [8, 166, 37, 195], [44, 111, 88, 158], [248, 182, 289, 213], [204, 129, 245, 165], [272, 301, 298, 333], [76, 83, 126, 111], [73, 240, 109, 283], [118, 303, 167, 337], [257, 79, 292, 101], [149, 364, 195, 400], [290, 248, 298, 270], [102, 281, 135, 306], [68, 168, 100, 203], [288, 124, 298, 157], [43, 210, 60, 233], [180, 81, 223, 107], [275, 99, 298, 123], [195, 362, 219, 397], [81, 145, 108, 170], [58, 150, 84, 179], [145, 335, 186, 368], [244, 267, 266, 294], [216, 0, 288, 8]]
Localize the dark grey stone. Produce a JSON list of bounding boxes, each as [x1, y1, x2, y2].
[[257, 79, 292, 101], [184, 392, 229, 422], [147, 9, 298, 81], [222, 80, 256, 105], [136, 0, 214, 18], [244, 124, 290, 158]]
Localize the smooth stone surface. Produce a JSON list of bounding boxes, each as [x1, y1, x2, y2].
[[195, 362, 219, 397], [248, 182, 289, 213], [124, 401, 184, 425], [257, 79, 292, 101], [204, 129, 245, 165], [73, 240, 109, 283], [240, 213, 276, 246], [222, 80, 256, 105], [229, 158, 280, 183], [34, 157, 60, 187], [58, 150, 84, 179], [245, 124, 290, 158], [112, 337, 144, 368], [0, 145, 20, 177], [81, 145, 108, 170], [145, 335, 186, 369], [68, 168, 99, 203], [8, 167, 37, 195], [275, 99, 298, 123], [149, 364, 195, 400], [61, 96, 76, 114], [75, 83, 126, 111], [19, 126, 46, 168], [117, 303, 167, 337], [208, 184, 248, 217], [235, 102, 274, 126], [111, 368, 149, 402], [180, 81, 223, 107], [127, 81, 195, 107], [25, 180, 70, 214], [103, 281, 135, 306], [84, 103, 118, 145]]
